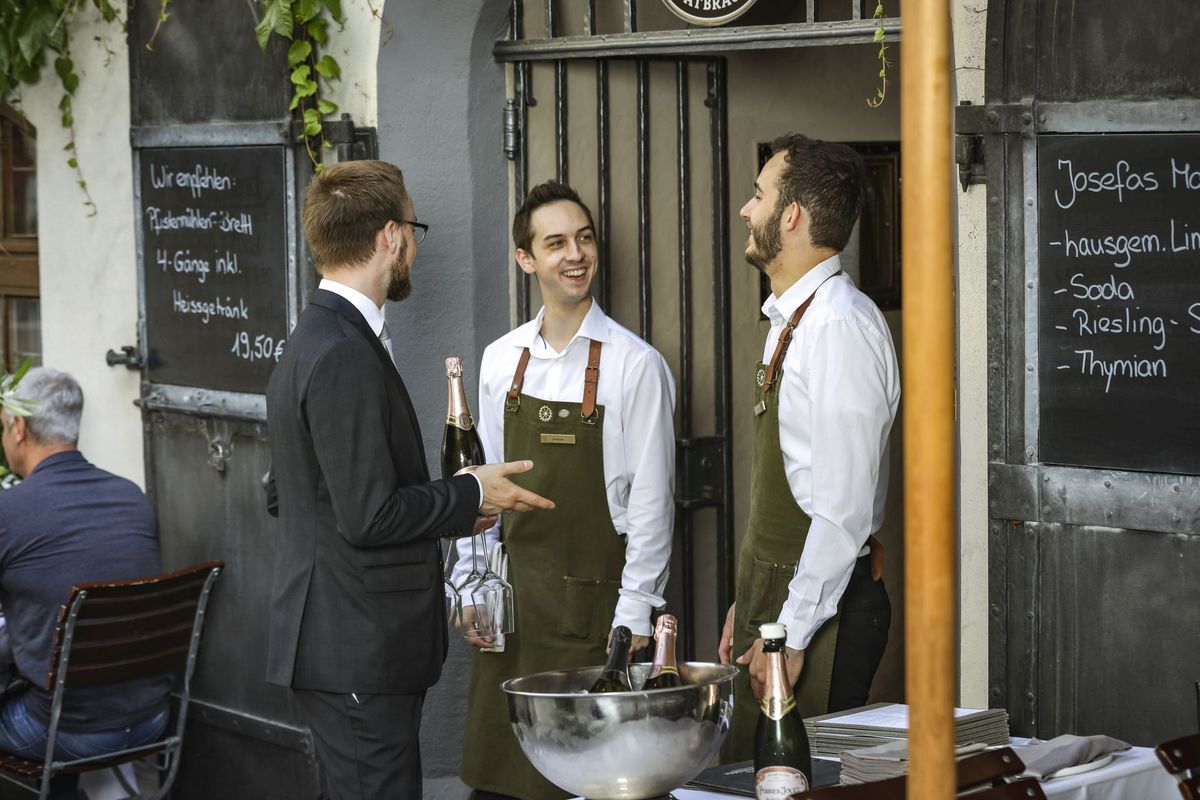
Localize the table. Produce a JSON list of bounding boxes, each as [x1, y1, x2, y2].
[[666, 747, 1178, 800]]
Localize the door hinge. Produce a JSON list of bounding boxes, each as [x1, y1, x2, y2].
[[954, 131, 986, 192], [503, 98, 520, 161]]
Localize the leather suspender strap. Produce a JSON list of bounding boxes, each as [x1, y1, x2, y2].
[[762, 270, 842, 394], [506, 348, 532, 409], [581, 340, 602, 422]]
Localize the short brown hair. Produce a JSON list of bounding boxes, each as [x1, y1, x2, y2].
[[302, 160, 411, 271], [770, 133, 864, 252], [512, 181, 595, 253]]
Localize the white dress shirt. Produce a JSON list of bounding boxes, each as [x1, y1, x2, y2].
[[449, 301, 676, 636], [766, 255, 900, 652], [319, 278, 385, 337]]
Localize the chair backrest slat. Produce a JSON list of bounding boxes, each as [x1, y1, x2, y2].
[[56, 644, 192, 688], [56, 621, 195, 670], [962, 778, 1047, 799], [59, 600, 200, 645], [791, 747, 1026, 799]]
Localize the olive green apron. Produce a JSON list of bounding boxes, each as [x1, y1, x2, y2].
[[722, 281, 842, 764], [461, 340, 625, 800]]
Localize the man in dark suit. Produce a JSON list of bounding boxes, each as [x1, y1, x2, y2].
[[266, 160, 553, 800]]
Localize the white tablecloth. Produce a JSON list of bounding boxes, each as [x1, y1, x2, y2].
[[665, 747, 1177, 800]]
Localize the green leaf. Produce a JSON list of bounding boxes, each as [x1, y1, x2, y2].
[[67, 157, 78, 168], [289, 92, 301, 111], [58, 94, 71, 111], [306, 18, 328, 45], [63, 141, 75, 151], [317, 98, 337, 115], [295, 78, 317, 98], [290, 64, 311, 85], [294, 0, 321, 23], [54, 55, 73, 82], [873, 28, 884, 42], [62, 71, 79, 94], [61, 112, 73, 127], [321, 0, 344, 23], [287, 39, 312, 66], [16, 4, 57, 64], [255, 0, 294, 50], [315, 54, 339, 80]]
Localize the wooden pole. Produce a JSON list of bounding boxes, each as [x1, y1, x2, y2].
[[901, 0, 957, 797]]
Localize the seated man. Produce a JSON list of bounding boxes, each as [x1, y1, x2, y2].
[[0, 368, 168, 800]]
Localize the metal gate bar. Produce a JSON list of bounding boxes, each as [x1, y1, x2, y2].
[[675, 61, 695, 659], [636, 60, 651, 340]]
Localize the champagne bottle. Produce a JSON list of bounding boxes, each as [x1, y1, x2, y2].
[[441, 356, 485, 479], [643, 614, 682, 689], [588, 626, 633, 693], [753, 623, 812, 799]]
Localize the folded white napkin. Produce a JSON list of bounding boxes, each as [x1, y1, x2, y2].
[[1013, 734, 1130, 780]]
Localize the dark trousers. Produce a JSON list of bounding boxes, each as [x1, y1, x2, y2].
[[294, 689, 425, 800], [828, 555, 892, 713]]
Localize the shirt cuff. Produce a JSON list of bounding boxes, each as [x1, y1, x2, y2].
[[468, 472, 484, 511], [612, 594, 658, 638]]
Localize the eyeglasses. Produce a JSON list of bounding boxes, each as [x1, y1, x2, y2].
[[397, 219, 429, 245]]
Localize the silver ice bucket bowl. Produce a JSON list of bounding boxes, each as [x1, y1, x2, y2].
[[502, 662, 737, 799]]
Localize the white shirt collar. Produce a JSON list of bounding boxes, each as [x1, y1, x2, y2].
[[761, 254, 842, 325], [520, 299, 612, 355], [319, 278, 386, 337]]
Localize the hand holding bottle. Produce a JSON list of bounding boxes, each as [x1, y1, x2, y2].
[[718, 602, 736, 665], [738, 636, 806, 701]]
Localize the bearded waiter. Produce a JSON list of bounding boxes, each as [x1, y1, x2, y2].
[[450, 181, 676, 800], [718, 134, 899, 761]]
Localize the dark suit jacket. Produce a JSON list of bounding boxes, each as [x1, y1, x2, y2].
[[265, 289, 479, 694]]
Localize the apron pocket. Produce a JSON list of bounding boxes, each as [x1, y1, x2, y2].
[[557, 575, 619, 640], [745, 555, 797, 632]]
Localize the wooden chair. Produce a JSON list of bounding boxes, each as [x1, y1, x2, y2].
[[0, 561, 224, 800], [1156, 733, 1200, 800], [792, 746, 1026, 799], [962, 778, 1047, 799]]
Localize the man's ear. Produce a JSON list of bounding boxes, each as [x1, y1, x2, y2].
[[8, 415, 26, 444], [780, 200, 804, 233], [515, 248, 537, 276], [378, 221, 399, 254]]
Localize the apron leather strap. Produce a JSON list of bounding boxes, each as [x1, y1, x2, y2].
[[762, 270, 842, 394], [506, 348, 532, 410], [581, 340, 602, 423]]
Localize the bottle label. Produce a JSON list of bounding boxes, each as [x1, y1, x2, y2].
[[755, 766, 809, 800], [760, 694, 795, 721], [446, 413, 475, 430]]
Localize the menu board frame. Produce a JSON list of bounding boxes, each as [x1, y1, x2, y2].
[[133, 127, 300, 414]]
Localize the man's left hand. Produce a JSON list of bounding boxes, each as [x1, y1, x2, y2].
[[737, 639, 806, 700]]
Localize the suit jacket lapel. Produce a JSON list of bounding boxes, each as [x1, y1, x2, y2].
[[308, 290, 430, 478]]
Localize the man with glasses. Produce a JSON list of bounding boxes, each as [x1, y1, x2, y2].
[[265, 160, 553, 800]]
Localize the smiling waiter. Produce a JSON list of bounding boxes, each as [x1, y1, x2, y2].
[[717, 134, 900, 761], [450, 181, 676, 800]]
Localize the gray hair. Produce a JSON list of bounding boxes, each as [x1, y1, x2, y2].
[[6, 368, 84, 446]]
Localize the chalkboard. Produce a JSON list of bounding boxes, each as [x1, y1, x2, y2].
[[1038, 134, 1200, 474], [140, 146, 289, 394]]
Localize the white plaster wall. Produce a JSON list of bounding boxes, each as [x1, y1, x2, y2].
[[952, 0, 991, 708], [324, 0, 384, 128], [20, 5, 142, 486]]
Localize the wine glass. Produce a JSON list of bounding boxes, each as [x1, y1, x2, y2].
[[470, 542, 514, 637], [454, 533, 489, 638]]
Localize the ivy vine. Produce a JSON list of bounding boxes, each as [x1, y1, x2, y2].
[[0, 0, 345, 215], [866, 1, 889, 108], [255, 0, 344, 171]]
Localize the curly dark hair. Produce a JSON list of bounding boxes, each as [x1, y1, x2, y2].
[[770, 133, 865, 252]]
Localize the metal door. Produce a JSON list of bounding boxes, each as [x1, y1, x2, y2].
[[973, 0, 1200, 745]]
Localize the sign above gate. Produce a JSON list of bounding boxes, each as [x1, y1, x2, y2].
[[659, 0, 759, 27]]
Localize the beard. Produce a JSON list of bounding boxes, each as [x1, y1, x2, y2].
[[744, 207, 783, 273], [386, 238, 412, 302]]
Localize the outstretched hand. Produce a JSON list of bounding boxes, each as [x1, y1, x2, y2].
[[466, 460, 555, 517]]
